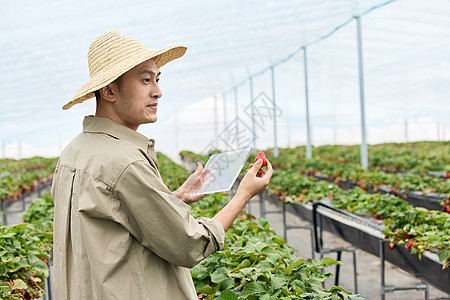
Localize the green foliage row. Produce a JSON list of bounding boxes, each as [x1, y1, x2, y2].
[[268, 170, 450, 269], [0, 194, 53, 300], [156, 152, 191, 191], [0, 157, 58, 174], [1, 153, 361, 299], [0, 158, 56, 205], [190, 194, 362, 299], [257, 152, 449, 202], [262, 141, 449, 172]]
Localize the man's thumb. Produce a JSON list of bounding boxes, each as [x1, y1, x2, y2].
[[248, 158, 262, 174]]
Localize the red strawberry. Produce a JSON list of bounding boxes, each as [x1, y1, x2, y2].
[[406, 240, 413, 249], [255, 152, 268, 167], [389, 243, 395, 250], [403, 234, 411, 239]]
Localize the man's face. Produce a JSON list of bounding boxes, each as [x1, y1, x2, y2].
[[112, 59, 162, 130]]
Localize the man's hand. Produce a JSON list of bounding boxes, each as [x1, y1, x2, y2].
[[173, 162, 209, 204], [237, 158, 272, 200], [213, 158, 273, 231]]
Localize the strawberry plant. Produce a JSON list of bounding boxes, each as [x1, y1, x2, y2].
[[267, 167, 450, 268], [0, 223, 50, 300], [190, 195, 362, 299], [157, 152, 190, 191]]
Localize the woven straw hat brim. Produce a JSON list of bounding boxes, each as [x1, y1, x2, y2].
[[62, 30, 186, 110]]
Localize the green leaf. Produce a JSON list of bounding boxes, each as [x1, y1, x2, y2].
[[237, 259, 251, 269], [272, 235, 285, 246], [330, 286, 348, 293], [0, 283, 12, 295], [237, 267, 254, 276], [285, 258, 304, 275], [190, 264, 209, 280], [321, 257, 340, 268], [220, 278, 235, 290], [267, 253, 281, 266], [269, 276, 286, 292], [12, 278, 27, 290], [438, 249, 450, 262], [200, 285, 213, 295], [260, 294, 271, 300], [29, 253, 48, 274], [217, 290, 239, 300], [240, 282, 267, 297]]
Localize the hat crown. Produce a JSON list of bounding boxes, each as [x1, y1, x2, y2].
[[87, 29, 147, 78]]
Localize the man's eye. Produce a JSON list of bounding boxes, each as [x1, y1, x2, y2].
[[156, 78, 160, 83], [144, 78, 150, 83]]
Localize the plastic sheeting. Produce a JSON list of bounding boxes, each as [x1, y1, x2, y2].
[[1, 0, 449, 158]]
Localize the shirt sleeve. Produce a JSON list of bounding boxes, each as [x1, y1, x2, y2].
[[111, 160, 225, 268]]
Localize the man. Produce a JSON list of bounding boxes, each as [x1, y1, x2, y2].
[[51, 29, 272, 299]]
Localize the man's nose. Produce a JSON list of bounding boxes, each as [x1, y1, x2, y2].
[[151, 83, 162, 99]]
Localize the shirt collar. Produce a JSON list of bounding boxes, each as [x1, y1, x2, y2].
[[82, 116, 155, 150]]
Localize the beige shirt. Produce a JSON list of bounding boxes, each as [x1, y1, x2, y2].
[[51, 116, 225, 300]]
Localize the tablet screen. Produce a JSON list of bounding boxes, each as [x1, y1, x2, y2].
[[190, 147, 252, 196]]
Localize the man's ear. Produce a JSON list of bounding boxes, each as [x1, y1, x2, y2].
[[99, 84, 116, 103]]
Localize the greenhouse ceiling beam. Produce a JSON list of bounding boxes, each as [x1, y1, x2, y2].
[[303, 47, 312, 159], [356, 16, 368, 169]]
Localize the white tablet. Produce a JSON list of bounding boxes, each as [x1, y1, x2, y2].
[[190, 147, 252, 196]]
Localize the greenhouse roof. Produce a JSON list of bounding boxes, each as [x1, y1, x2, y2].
[[1, 0, 449, 158]]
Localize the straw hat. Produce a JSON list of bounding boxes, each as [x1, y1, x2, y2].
[[62, 29, 187, 110]]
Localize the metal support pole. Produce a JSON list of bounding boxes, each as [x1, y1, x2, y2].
[[335, 251, 342, 286], [18, 141, 22, 160], [437, 123, 440, 141], [250, 77, 256, 151], [333, 128, 337, 145], [309, 225, 315, 259], [270, 66, 279, 157], [404, 118, 409, 142], [22, 191, 26, 211], [303, 47, 312, 159], [214, 96, 218, 148], [260, 192, 266, 219], [1, 200, 7, 225], [222, 93, 227, 129], [356, 16, 368, 169], [234, 87, 239, 147], [353, 249, 358, 293], [380, 240, 386, 300], [287, 121, 291, 148], [282, 204, 287, 241], [174, 111, 179, 154]]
